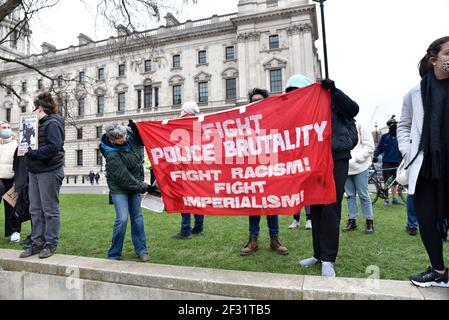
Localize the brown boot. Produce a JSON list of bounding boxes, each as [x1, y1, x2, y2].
[[270, 235, 289, 255], [240, 236, 258, 256]]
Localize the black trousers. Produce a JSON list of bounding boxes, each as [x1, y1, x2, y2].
[[310, 159, 349, 263], [414, 176, 445, 270], [2, 178, 21, 237]]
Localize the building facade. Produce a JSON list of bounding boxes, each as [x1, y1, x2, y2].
[[0, 0, 321, 177]]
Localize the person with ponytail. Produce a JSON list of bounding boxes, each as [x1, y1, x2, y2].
[[20, 92, 65, 259], [397, 36, 449, 288]]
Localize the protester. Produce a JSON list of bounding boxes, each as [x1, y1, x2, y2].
[[240, 88, 289, 256], [373, 116, 402, 205], [398, 36, 449, 288], [173, 102, 205, 240], [95, 172, 100, 184], [20, 92, 65, 259], [100, 121, 154, 261], [288, 206, 312, 230], [0, 121, 20, 243], [88, 170, 95, 185], [295, 76, 359, 277], [343, 121, 375, 234]]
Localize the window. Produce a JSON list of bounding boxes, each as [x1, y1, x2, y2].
[[173, 85, 182, 105], [97, 95, 104, 114], [10, 30, 17, 47], [98, 68, 105, 80], [78, 98, 85, 116], [57, 76, 64, 87], [76, 150, 83, 166], [270, 69, 282, 93], [37, 79, 43, 90], [96, 149, 103, 166], [77, 127, 83, 140], [154, 87, 159, 108], [118, 92, 125, 112], [173, 55, 180, 68], [269, 35, 279, 50], [96, 126, 103, 139], [21, 81, 27, 93], [198, 50, 207, 64], [79, 71, 85, 83], [118, 64, 125, 77], [137, 90, 142, 109], [21, 106, 26, 113], [198, 82, 208, 103], [226, 78, 237, 100], [6, 109, 11, 122], [225, 46, 235, 60], [144, 86, 152, 109], [144, 60, 151, 73]]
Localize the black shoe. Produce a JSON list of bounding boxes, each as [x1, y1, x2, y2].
[[38, 246, 56, 259], [343, 219, 357, 232], [20, 235, 32, 248], [172, 232, 192, 240], [410, 267, 449, 288], [365, 220, 374, 234], [406, 226, 418, 236], [19, 245, 43, 258], [191, 227, 203, 235]]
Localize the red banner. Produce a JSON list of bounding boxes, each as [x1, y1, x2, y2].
[[137, 83, 335, 216]]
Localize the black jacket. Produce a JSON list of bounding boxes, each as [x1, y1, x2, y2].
[[25, 113, 65, 173], [330, 88, 360, 161]]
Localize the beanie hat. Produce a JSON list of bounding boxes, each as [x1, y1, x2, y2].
[[285, 74, 313, 92], [180, 101, 200, 117]]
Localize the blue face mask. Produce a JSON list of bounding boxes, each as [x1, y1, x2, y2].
[[0, 129, 12, 139]]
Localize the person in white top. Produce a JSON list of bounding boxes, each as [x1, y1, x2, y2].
[[0, 121, 20, 243], [343, 121, 375, 234]]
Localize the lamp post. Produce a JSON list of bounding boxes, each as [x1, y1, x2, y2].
[[313, 0, 329, 79], [374, 122, 379, 145]]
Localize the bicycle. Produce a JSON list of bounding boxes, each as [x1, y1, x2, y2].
[[368, 164, 408, 205]]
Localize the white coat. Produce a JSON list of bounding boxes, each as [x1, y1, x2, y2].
[[348, 121, 375, 176], [0, 137, 17, 179], [397, 84, 424, 195]]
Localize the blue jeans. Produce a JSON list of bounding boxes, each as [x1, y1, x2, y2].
[[180, 213, 204, 236], [108, 193, 148, 259], [406, 195, 418, 229], [249, 215, 279, 237], [344, 169, 373, 220]]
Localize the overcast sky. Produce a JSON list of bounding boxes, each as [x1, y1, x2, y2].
[[29, 0, 449, 130]]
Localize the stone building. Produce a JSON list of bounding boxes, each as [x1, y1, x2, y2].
[[0, 0, 322, 177]]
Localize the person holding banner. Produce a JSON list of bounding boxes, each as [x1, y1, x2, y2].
[[0, 121, 20, 243], [20, 92, 65, 259], [295, 76, 359, 277], [240, 88, 289, 256], [173, 102, 205, 240], [99, 121, 153, 262]]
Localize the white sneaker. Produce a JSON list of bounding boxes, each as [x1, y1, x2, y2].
[[321, 261, 336, 277], [305, 219, 312, 230], [10, 232, 20, 243], [288, 220, 299, 229], [299, 256, 319, 267]]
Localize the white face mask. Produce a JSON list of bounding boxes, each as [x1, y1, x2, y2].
[[442, 59, 449, 73]]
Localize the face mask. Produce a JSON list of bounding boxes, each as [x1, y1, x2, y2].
[[0, 129, 12, 139], [442, 59, 449, 73]]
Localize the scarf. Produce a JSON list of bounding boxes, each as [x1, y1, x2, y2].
[[419, 70, 449, 240]]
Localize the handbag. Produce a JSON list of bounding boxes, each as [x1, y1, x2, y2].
[[396, 152, 420, 186]]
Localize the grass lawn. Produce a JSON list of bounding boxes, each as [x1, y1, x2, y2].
[[1, 194, 447, 281]]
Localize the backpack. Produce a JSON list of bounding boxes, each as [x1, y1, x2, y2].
[[345, 117, 359, 150]]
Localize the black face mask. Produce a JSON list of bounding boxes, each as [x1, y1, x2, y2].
[[389, 125, 397, 137]]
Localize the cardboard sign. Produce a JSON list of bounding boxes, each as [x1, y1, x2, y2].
[[141, 193, 165, 213], [2, 187, 18, 207]]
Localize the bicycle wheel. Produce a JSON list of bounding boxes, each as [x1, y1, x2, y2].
[[368, 177, 380, 204], [398, 184, 408, 204]]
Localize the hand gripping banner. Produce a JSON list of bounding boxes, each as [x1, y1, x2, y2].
[[137, 83, 335, 216]]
